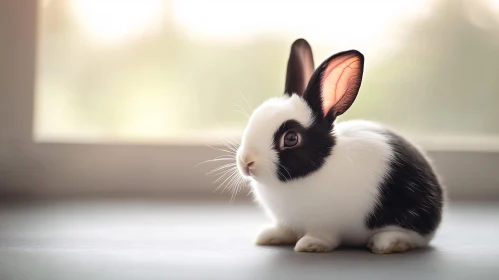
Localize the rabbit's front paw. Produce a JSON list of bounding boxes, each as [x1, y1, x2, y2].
[[255, 226, 297, 246], [294, 235, 338, 253]]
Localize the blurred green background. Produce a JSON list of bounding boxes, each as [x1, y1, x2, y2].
[[35, 0, 499, 141]]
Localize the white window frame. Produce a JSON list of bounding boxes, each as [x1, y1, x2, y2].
[[1, 1, 498, 200]]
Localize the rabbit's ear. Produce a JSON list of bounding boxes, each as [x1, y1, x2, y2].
[[303, 50, 364, 122], [284, 39, 315, 97]]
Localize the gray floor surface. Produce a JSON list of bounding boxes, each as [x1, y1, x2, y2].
[[0, 198, 498, 280]]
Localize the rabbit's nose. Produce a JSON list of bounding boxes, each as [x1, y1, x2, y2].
[[241, 153, 256, 168], [241, 158, 255, 177]]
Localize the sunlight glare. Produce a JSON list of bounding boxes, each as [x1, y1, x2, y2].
[[171, 0, 431, 53], [486, 0, 499, 13], [70, 0, 164, 44]]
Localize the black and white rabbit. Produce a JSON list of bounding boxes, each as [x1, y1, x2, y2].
[[236, 39, 444, 254]]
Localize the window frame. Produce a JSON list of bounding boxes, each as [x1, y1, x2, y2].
[[1, 1, 498, 200]]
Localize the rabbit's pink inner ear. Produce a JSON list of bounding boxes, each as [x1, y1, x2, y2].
[[321, 55, 363, 116]]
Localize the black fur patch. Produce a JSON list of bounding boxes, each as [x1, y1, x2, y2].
[[273, 119, 334, 182], [284, 39, 315, 97], [365, 131, 444, 236]]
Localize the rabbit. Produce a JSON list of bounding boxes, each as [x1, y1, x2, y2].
[[235, 38, 444, 254]]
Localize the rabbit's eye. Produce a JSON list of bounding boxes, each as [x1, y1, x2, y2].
[[282, 131, 301, 149]]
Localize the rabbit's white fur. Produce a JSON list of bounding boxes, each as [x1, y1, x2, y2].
[[238, 94, 432, 253]]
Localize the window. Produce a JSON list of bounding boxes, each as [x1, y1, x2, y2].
[[1, 0, 499, 198], [36, 0, 499, 143]]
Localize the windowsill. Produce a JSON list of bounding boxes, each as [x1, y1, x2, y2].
[[2, 139, 499, 200], [33, 133, 499, 152]]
